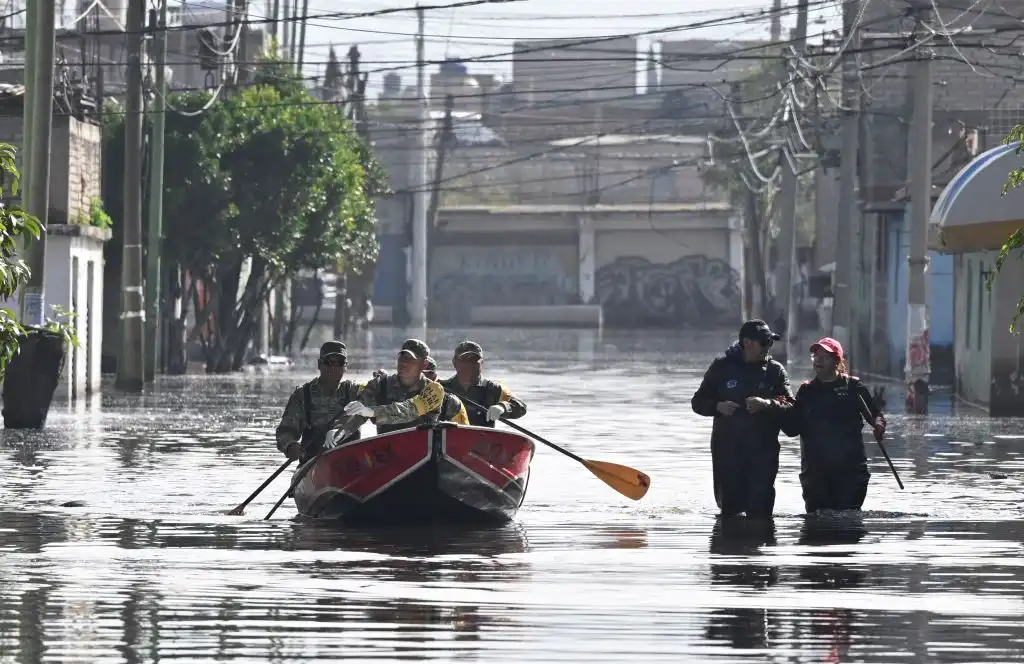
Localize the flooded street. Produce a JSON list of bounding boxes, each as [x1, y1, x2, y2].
[[2, 328, 1023, 662]]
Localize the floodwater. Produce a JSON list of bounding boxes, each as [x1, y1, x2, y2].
[[2, 327, 1024, 663]]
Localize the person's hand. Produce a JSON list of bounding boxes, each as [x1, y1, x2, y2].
[[486, 404, 506, 422], [344, 401, 374, 418], [284, 442, 302, 460], [372, 369, 387, 380], [716, 401, 740, 416], [745, 396, 772, 413], [871, 415, 886, 441]]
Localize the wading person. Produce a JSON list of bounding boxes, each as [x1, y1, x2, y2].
[[691, 320, 794, 518], [275, 341, 363, 463], [782, 337, 886, 515], [440, 340, 527, 427], [344, 339, 469, 433]]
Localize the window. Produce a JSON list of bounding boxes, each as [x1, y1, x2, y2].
[[966, 259, 973, 349]]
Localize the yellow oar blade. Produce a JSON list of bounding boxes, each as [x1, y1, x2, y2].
[[583, 459, 651, 501]]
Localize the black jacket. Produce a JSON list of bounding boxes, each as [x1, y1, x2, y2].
[[691, 343, 794, 448], [440, 376, 527, 428], [782, 375, 882, 474]]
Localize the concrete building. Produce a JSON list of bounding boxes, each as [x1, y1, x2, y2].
[[658, 39, 777, 119], [510, 37, 638, 106], [930, 141, 1024, 416]]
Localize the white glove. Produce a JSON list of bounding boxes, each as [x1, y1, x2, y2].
[[486, 404, 506, 422], [344, 401, 374, 418]]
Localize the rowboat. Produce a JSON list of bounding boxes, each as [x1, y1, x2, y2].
[[291, 422, 535, 525]]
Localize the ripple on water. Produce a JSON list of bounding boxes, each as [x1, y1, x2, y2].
[[1, 328, 1023, 662]]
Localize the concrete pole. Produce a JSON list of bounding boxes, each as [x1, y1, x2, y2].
[[297, 0, 309, 70], [409, 5, 429, 327], [772, 0, 809, 367], [830, 0, 860, 354], [21, 0, 56, 328], [145, 0, 168, 382], [117, 0, 146, 392], [905, 7, 933, 414], [21, 2, 36, 208]]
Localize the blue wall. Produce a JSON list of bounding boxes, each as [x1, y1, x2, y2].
[[885, 212, 954, 372]]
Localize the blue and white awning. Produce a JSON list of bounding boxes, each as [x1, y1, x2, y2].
[[931, 142, 1024, 253]]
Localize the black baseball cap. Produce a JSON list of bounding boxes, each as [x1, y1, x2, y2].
[[739, 319, 781, 344], [398, 338, 430, 360], [453, 340, 484, 359], [319, 340, 347, 359]]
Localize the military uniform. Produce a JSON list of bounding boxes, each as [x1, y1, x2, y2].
[[355, 339, 470, 434], [440, 340, 527, 427], [275, 341, 363, 462]]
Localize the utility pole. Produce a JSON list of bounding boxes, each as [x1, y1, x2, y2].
[[289, 0, 299, 63], [409, 5, 429, 328], [144, 0, 168, 381], [830, 0, 861, 356], [905, 4, 933, 414], [772, 0, 809, 367], [117, 0, 146, 392], [21, 1, 36, 213], [297, 0, 309, 70], [21, 0, 56, 328]]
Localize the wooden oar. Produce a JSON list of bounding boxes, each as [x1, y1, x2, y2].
[[453, 393, 651, 501], [857, 394, 904, 490]]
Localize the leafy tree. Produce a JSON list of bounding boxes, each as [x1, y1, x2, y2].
[[0, 144, 43, 376], [102, 53, 385, 373], [992, 127, 1024, 331]]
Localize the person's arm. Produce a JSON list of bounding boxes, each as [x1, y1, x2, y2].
[[446, 395, 470, 425], [275, 387, 304, 455], [769, 364, 795, 413], [779, 383, 806, 438], [854, 379, 886, 440], [691, 359, 724, 417], [348, 379, 446, 426], [496, 384, 527, 420]]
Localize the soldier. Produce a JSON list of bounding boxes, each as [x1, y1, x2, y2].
[[691, 320, 794, 519], [275, 341, 363, 463], [343, 339, 469, 433], [440, 340, 527, 428]]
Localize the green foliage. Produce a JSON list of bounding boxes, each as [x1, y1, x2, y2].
[[75, 196, 113, 229], [101, 53, 387, 371], [43, 304, 81, 353], [0, 143, 43, 377], [994, 127, 1024, 332]]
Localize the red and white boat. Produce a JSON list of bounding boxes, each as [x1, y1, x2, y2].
[[291, 422, 535, 525]]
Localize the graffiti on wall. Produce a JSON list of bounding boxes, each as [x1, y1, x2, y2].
[[430, 245, 577, 323], [592, 255, 740, 326]]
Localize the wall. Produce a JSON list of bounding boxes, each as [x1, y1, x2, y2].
[[429, 239, 578, 324], [953, 252, 995, 406], [988, 249, 1024, 417], [884, 211, 955, 381]]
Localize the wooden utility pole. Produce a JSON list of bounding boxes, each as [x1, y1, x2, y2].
[[117, 0, 147, 392]]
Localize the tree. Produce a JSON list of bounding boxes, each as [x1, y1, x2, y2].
[[102, 54, 386, 373], [0, 144, 43, 376], [993, 127, 1024, 332]]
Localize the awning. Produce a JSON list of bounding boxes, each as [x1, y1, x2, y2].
[[930, 141, 1024, 253]]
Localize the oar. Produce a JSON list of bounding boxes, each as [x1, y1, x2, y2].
[[452, 392, 651, 501], [264, 420, 362, 520], [226, 458, 295, 515], [858, 394, 904, 490]]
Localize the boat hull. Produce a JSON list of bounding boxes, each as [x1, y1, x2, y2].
[[292, 422, 535, 525]]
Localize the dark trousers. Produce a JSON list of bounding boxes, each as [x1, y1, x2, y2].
[[711, 441, 780, 518], [801, 468, 870, 513]]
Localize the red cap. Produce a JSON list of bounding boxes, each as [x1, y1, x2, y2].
[[810, 337, 844, 361]]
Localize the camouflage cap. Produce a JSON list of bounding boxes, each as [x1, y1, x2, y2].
[[319, 340, 347, 359], [453, 340, 484, 359], [398, 338, 430, 360], [423, 356, 438, 371]]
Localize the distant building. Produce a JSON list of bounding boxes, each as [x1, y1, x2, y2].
[[511, 37, 638, 106]]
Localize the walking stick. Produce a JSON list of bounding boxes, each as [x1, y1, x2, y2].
[[858, 394, 904, 490]]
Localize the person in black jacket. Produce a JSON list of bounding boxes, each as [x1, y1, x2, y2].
[[782, 337, 886, 514], [691, 320, 794, 518]]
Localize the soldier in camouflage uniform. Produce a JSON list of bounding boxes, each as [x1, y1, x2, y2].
[[440, 340, 527, 428], [275, 341, 363, 463], [343, 339, 469, 434]]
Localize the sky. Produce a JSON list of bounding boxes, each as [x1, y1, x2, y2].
[[255, 0, 845, 97]]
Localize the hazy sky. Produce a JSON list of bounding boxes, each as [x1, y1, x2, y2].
[[273, 0, 844, 95]]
